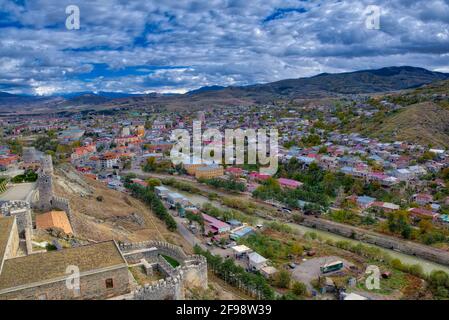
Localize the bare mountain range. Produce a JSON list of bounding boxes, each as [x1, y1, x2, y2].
[[0, 66, 448, 112]]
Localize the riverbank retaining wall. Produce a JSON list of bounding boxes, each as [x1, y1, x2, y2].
[[301, 216, 449, 266]]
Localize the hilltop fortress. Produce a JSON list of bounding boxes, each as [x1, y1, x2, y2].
[[0, 155, 207, 300], [0, 219, 207, 300]]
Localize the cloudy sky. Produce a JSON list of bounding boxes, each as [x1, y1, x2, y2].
[[0, 0, 448, 95]]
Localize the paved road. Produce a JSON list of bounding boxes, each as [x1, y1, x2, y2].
[[174, 216, 206, 251], [0, 183, 36, 202], [124, 169, 244, 198]]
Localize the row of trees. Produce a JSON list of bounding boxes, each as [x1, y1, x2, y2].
[[142, 157, 173, 173], [124, 176, 177, 231], [380, 211, 449, 246], [193, 245, 274, 299], [199, 177, 247, 192], [162, 178, 202, 194], [252, 176, 329, 209], [11, 169, 38, 183]]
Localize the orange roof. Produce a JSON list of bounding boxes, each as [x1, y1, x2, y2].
[[83, 173, 97, 180], [101, 153, 118, 160], [0, 155, 18, 165], [36, 211, 73, 235]]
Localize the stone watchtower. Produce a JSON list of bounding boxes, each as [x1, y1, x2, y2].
[[22, 147, 37, 164], [37, 155, 54, 212], [41, 154, 54, 175]]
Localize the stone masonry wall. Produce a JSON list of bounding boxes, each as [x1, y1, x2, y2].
[[51, 196, 75, 232], [0, 266, 129, 300], [0, 201, 32, 235], [119, 241, 207, 300], [37, 174, 53, 212], [4, 219, 19, 261], [119, 241, 188, 261], [133, 274, 184, 300]]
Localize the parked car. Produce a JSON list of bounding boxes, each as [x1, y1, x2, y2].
[[307, 250, 316, 257]]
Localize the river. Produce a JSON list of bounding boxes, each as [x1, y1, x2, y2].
[[164, 185, 449, 275]]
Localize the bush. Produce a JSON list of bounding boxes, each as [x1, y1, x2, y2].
[[390, 259, 403, 270], [292, 214, 304, 223], [279, 292, 299, 300], [274, 270, 291, 289], [408, 264, 424, 278], [292, 281, 307, 296], [46, 244, 57, 251], [304, 232, 317, 240], [267, 221, 293, 234]]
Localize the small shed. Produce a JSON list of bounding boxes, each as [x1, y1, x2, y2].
[[260, 266, 277, 279], [231, 244, 251, 257], [248, 252, 267, 271]]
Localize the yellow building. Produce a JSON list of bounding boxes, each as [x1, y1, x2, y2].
[[135, 125, 145, 137], [195, 165, 224, 180], [185, 163, 206, 175]]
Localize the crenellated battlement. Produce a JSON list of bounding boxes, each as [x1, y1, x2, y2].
[[118, 241, 208, 300]]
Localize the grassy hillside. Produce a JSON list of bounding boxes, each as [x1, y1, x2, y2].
[[361, 102, 449, 148]]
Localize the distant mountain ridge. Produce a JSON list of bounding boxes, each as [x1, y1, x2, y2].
[[0, 91, 18, 98], [162, 66, 449, 104], [233, 66, 449, 98], [0, 66, 448, 108], [61, 91, 144, 99], [187, 85, 226, 95]]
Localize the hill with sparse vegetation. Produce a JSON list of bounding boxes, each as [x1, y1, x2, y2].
[[360, 101, 449, 148]]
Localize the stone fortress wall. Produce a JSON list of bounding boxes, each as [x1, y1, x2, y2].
[[0, 200, 32, 234], [118, 241, 208, 300]]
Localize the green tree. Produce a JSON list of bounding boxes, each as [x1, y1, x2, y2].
[[146, 178, 161, 188]]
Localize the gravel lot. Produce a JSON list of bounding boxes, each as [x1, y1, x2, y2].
[[292, 256, 354, 289]]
